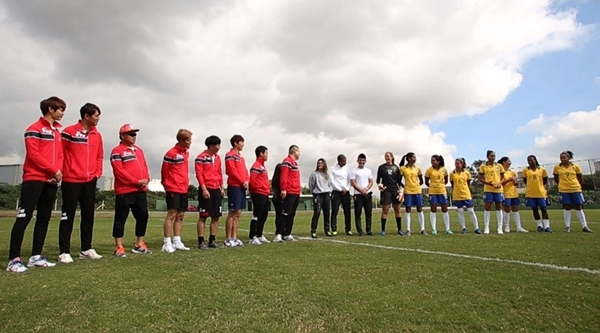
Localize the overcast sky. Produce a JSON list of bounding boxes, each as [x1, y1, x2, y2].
[[1, 0, 599, 186]]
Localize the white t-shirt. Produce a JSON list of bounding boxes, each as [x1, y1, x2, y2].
[[350, 167, 372, 194], [330, 164, 351, 191]]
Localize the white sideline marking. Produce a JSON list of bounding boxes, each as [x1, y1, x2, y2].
[[297, 237, 600, 275]]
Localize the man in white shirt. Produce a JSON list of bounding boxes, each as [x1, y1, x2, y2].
[[329, 154, 352, 236], [350, 153, 373, 236]]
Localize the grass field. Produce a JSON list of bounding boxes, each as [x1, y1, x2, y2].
[[1, 209, 599, 333]]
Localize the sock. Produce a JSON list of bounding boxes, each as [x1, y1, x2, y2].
[[535, 219, 542, 227], [381, 218, 387, 231], [543, 219, 550, 228], [484, 210, 490, 228], [575, 210, 588, 227], [173, 236, 181, 243], [418, 211, 425, 231], [513, 212, 522, 229], [503, 212, 510, 230], [163, 237, 171, 244], [457, 208, 466, 229], [563, 210, 572, 227], [405, 212, 411, 231], [395, 217, 402, 231], [430, 213, 437, 230], [468, 207, 479, 229], [198, 236, 205, 244], [442, 212, 450, 230], [209, 234, 216, 242], [496, 211, 503, 230]]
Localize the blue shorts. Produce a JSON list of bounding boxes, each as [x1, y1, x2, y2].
[[404, 194, 423, 208], [227, 186, 246, 210], [560, 192, 584, 205], [484, 192, 504, 203], [503, 197, 520, 207], [526, 198, 548, 209], [453, 200, 473, 208], [429, 194, 448, 205]]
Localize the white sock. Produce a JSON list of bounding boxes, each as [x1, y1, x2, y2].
[[514, 212, 522, 228], [484, 210, 490, 228], [575, 210, 588, 227], [543, 219, 550, 228], [405, 212, 411, 231], [443, 212, 450, 230], [418, 211, 425, 230], [535, 219, 542, 227], [496, 211, 503, 230], [563, 210, 571, 227], [173, 236, 181, 243], [503, 212, 510, 229], [430, 213, 437, 230], [163, 237, 172, 244], [468, 207, 479, 229], [457, 208, 466, 229]]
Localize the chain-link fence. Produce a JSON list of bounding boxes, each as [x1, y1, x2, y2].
[[511, 158, 600, 190]]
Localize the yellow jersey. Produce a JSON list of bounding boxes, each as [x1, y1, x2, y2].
[[502, 169, 519, 199], [553, 163, 582, 193], [400, 165, 422, 194], [522, 166, 548, 198], [450, 170, 472, 201], [425, 166, 448, 195], [479, 163, 504, 193]]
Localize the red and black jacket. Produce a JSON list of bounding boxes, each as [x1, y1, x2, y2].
[[61, 121, 103, 183], [22, 117, 63, 182], [110, 143, 150, 195], [280, 155, 301, 195], [195, 150, 223, 190], [225, 149, 248, 188], [249, 158, 270, 196], [161, 144, 190, 194]]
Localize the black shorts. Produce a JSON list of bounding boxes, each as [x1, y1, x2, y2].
[[166, 192, 188, 212], [381, 189, 401, 206], [198, 188, 222, 218]]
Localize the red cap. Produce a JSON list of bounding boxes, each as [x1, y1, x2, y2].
[[119, 124, 140, 134]]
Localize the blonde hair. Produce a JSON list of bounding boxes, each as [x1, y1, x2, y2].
[[176, 129, 193, 142]]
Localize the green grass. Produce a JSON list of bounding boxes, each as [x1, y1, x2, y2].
[[1, 209, 599, 332]]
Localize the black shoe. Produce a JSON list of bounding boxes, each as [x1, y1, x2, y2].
[[345, 231, 353, 236], [198, 242, 208, 250], [366, 232, 373, 236], [358, 232, 363, 236], [207, 241, 219, 248]]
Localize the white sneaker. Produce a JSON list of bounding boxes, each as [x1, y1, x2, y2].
[[27, 255, 56, 268], [483, 227, 490, 235], [224, 238, 235, 247], [517, 227, 529, 233], [497, 229, 504, 235], [173, 242, 190, 251], [273, 234, 283, 243], [161, 243, 176, 253], [257, 236, 270, 243], [504, 227, 510, 233], [80, 249, 103, 259], [6, 257, 28, 273], [234, 238, 244, 247], [249, 237, 262, 245], [58, 253, 74, 264], [283, 235, 297, 242]]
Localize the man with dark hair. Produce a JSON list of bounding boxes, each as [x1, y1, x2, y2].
[[330, 154, 352, 236], [350, 153, 374, 236], [110, 124, 152, 257], [58, 103, 104, 264], [249, 145, 271, 244], [7, 96, 66, 272], [161, 129, 193, 253], [225, 134, 249, 247], [277, 145, 301, 242], [195, 135, 224, 249]]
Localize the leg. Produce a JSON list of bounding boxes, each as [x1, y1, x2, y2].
[[256, 195, 270, 238], [310, 194, 323, 234], [79, 178, 98, 252], [330, 191, 341, 233], [130, 193, 149, 246], [59, 182, 80, 254], [342, 192, 352, 233], [322, 193, 331, 234], [112, 194, 131, 248], [365, 194, 373, 233], [354, 195, 364, 235], [31, 183, 58, 256], [273, 200, 284, 236], [430, 203, 438, 232], [441, 204, 450, 232], [9, 181, 44, 260]]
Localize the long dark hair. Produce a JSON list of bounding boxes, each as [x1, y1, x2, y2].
[[431, 154, 445, 168], [399, 152, 415, 167]]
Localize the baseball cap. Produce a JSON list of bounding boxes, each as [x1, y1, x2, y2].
[[119, 124, 140, 134]]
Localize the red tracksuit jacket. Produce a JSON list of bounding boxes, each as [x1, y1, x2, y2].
[[110, 143, 150, 195], [61, 121, 104, 183], [195, 150, 223, 190], [280, 155, 301, 195], [161, 144, 190, 194], [225, 149, 248, 188], [22, 117, 64, 182], [249, 158, 270, 196]]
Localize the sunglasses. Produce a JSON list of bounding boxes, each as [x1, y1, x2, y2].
[[124, 132, 137, 137]]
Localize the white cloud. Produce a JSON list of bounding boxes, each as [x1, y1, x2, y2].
[[594, 76, 600, 86], [0, 0, 591, 181]]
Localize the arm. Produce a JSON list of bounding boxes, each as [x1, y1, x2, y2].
[[111, 153, 140, 186], [543, 177, 548, 186], [424, 177, 430, 187], [418, 175, 424, 186], [577, 174, 583, 187], [308, 173, 316, 193], [367, 177, 373, 192], [96, 135, 104, 178], [376, 166, 383, 188], [279, 163, 290, 199], [553, 173, 559, 186]]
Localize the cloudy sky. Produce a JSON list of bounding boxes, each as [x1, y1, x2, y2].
[[1, 0, 599, 186]]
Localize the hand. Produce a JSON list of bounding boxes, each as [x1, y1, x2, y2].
[[243, 181, 249, 189], [54, 170, 63, 182], [494, 183, 502, 188], [48, 178, 58, 184], [341, 189, 347, 195], [202, 188, 210, 199], [220, 189, 225, 197], [281, 190, 287, 199], [378, 184, 385, 191], [138, 179, 149, 188], [361, 189, 368, 196]]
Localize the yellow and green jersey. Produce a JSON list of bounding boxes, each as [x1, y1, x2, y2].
[[400, 165, 422, 194], [479, 163, 504, 193], [523, 166, 548, 198], [425, 166, 448, 195], [553, 163, 582, 193], [450, 170, 472, 201]]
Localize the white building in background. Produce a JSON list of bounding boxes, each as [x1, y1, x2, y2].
[[148, 179, 165, 192], [102, 176, 115, 191]]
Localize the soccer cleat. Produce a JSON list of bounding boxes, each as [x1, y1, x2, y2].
[[224, 238, 235, 247], [366, 232, 373, 236], [162, 243, 176, 253], [326, 231, 333, 237], [474, 229, 482, 234], [380, 230, 386, 236], [114, 246, 127, 258], [536, 226, 543, 232], [420, 230, 428, 235], [544, 227, 553, 233], [398, 230, 405, 236], [446, 229, 453, 235], [483, 227, 490, 235], [273, 234, 283, 243], [517, 227, 529, 233], [582, 226, 593, 233], [497, 229, 504, 235], [565, 226, 571, 233], [234, 238, 245, 247], [6, 257, 28, 273], [462, 228, 467, 234], [283, 235, 297, 242], [345, 231, 353, 236], [310, 233, 317, 239], [207, 241, 219, 249], [132, 243, 153, 254], [80, 249, 103, 259], [257, 236, 271, 243], [332, 231, 338, 236], [249, 237, 262, 245], [58, 253, 74, 264], [431, 229, 437, 235], [405, 230, 411, 236], [173, 242, 190, 251], [27, 255, 56, 268]]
